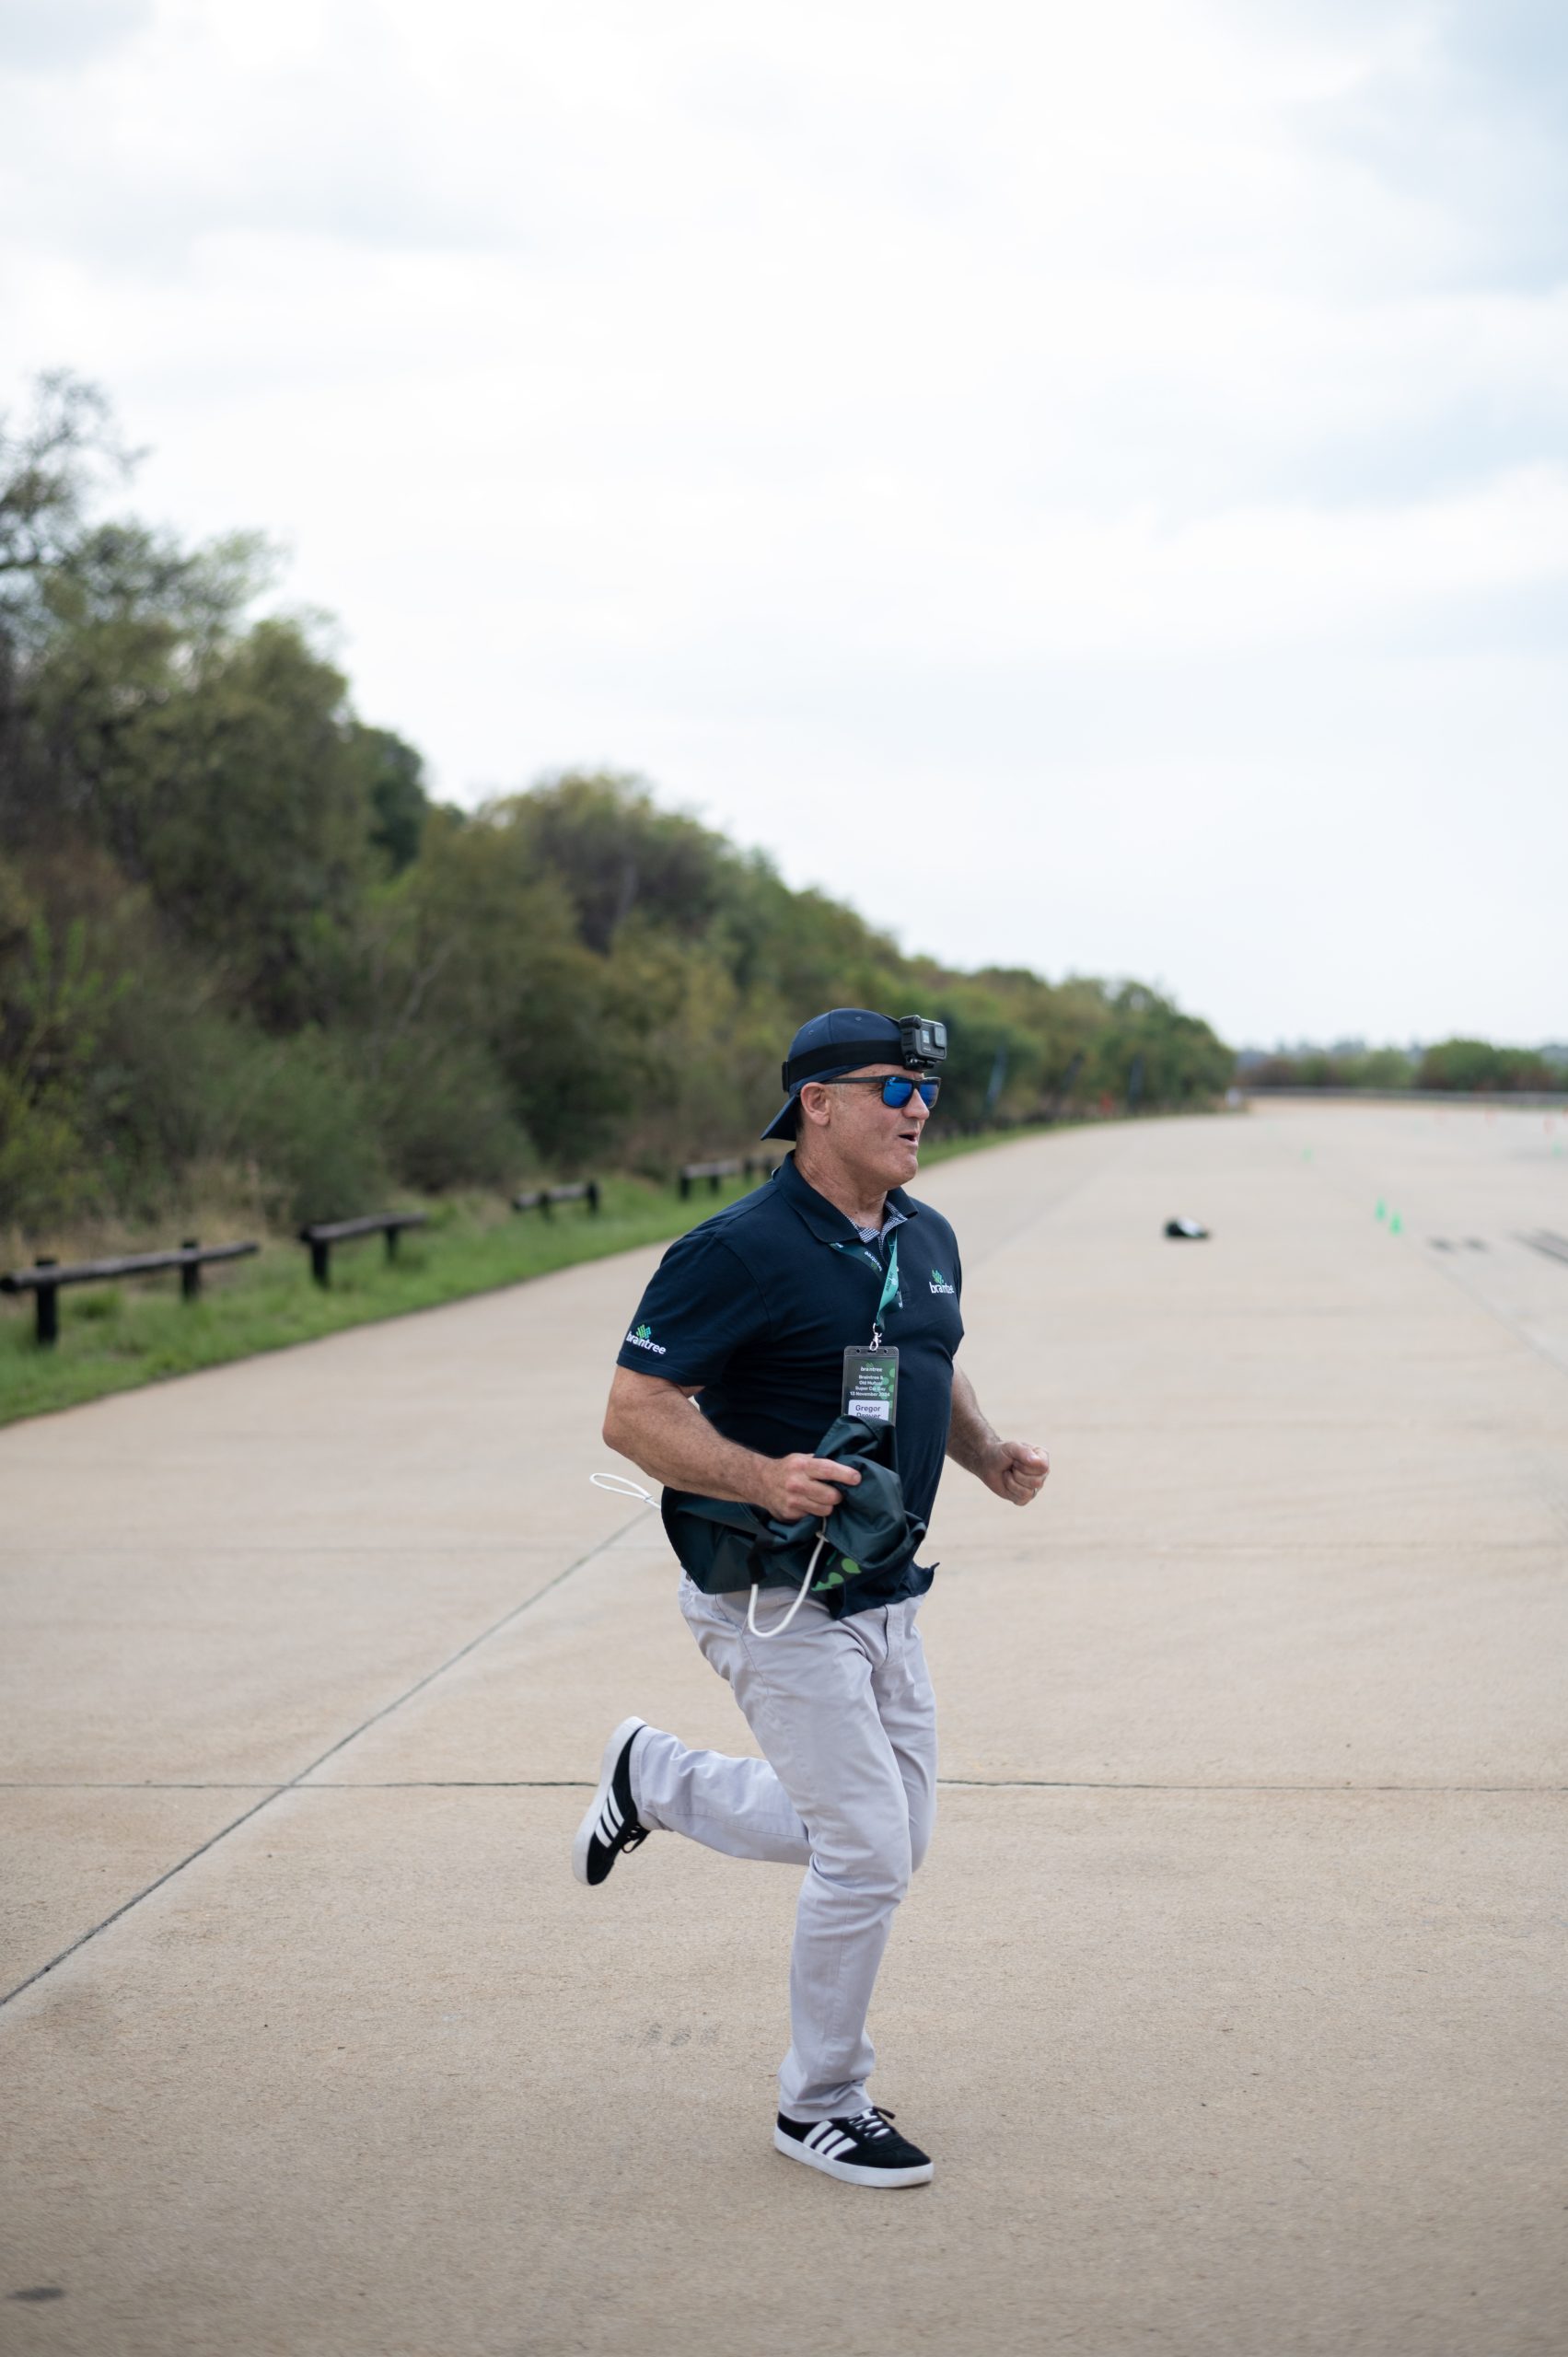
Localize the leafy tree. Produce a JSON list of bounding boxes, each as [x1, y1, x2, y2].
[[130, 618, 375, 1025], [1357, 1048, 1414, 1089], [0, 858, 117, 1226], [511, 772, 730, 954], [354, 724, 431, 875], [1080, 982, 1233, 1109], [1417, 1038, 1555, 1093], [0, 369, 1244, 1241]]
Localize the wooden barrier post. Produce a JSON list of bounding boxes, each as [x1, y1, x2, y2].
[[297, 1213, 427, 1286], [34, 1258, 58, 1347], [2, 1239, 261, 1342]]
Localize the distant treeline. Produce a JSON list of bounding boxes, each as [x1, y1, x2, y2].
[[0, 373, 1232, 1239], [1245, 1043, 1565, 1093]]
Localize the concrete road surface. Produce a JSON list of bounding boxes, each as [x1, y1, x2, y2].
[[2, 1102, 1564, 2357]]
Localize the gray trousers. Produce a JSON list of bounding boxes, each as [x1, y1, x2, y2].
[[632, 1575, 937, 2122]]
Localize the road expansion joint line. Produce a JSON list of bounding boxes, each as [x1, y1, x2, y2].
[[0, 1505, 651, 2016], [284, 1506, 650, 1785], [0, 1545, 592, 1562], [0, 1785, 286, 2013], [934, 1777, 1563, 1794], [236, 1775, 1566, 1796]]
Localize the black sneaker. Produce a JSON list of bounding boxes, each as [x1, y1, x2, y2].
[[774, 2107, 933, 2188], [572, 1717, 650, 1887]]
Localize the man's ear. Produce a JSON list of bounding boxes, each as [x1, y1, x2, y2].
[[796, 1084, 830, 1131]]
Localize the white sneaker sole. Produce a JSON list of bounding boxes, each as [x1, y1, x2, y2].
[[571, 1716, 647, 1886], [773, 2125, 933, 2188]]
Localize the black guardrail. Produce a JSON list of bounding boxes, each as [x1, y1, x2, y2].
[[678, 1154, 783, 1200], [513, 1181, 601, 1217], [6, 1151, 807, 1346], [0, 1238, 260, 1346], [297, 1212, 428, 1287]]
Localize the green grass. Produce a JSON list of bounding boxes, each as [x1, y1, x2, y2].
[[0, 1126, 1051, 1429]]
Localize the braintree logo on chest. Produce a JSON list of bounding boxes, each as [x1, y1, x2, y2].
[[928, 1268, 956, 1295], [625, 1322, 668, 1354]]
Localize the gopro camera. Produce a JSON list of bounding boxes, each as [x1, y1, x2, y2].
[[899, 1015, 947, 1069]]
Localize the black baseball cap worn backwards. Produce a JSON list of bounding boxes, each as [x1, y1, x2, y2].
[[761, 1007, 948, 1142]]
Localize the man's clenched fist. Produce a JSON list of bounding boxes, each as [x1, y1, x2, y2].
[[985, 1441, 1050, 1506]]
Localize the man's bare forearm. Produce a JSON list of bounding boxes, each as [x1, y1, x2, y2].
[[602, 1367, 865, 1523], [945, 1364, 1001, 1478], [605, 1375, 773, 1503], [946, 1364, 1051, 1505]]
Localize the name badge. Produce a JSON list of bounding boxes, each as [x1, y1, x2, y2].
[[842, 1345, 899, 1425]]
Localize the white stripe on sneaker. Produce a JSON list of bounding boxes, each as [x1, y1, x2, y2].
[[572, 1717, 649, 1888]]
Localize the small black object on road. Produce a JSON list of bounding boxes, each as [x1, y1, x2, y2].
[[1164, 1216, 1210, 1239]]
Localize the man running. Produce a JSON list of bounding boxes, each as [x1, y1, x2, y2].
[[579, 1007, 1049, 2188]]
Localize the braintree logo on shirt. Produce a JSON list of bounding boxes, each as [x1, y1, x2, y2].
[[625, 1322, 668, 1354], [928, 1268, 956, 1295]]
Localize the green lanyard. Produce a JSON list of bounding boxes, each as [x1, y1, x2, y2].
[[870, 1235, 900, 1347], [830, 1226, 902, 1343]]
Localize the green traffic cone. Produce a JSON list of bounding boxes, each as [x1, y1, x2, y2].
[[1376, 1199, 1386, 1220], [1390, 1212, 1403, 1236]]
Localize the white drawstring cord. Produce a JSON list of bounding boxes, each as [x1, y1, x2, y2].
[[590, 1471, 828, 1642], [746, 1524, 828, 1639], [589, 1471, 657, 1504]]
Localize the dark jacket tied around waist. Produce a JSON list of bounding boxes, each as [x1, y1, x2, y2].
[[663, 1416, 928, 1618]]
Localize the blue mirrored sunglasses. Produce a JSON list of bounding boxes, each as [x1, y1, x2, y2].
[[821, 1074, 941, 1109]]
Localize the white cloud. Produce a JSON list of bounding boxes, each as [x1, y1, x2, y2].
[[0, 0, 150, 74], [2, 0, 1563, 1043]]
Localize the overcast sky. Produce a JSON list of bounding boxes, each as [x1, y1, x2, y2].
[[3, 0, 1565, 1046]]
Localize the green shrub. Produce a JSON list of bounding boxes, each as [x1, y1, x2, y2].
[[1417, 1038, 1555, 1093], [372, 1034, 529, 1194], [220, 1032, 389, 1226], [0, 1082, 95, 1230]]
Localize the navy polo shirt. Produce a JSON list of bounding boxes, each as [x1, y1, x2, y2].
[[616, 1155, 965, 1613]]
